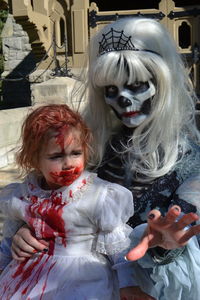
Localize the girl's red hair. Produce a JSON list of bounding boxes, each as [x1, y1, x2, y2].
[[16, 104, 93, 174]]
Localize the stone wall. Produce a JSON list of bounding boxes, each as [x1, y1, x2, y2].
[[1, 14, 35, 108]]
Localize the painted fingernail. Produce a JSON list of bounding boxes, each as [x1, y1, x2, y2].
[[42, 248, 48, 253], [148, 213, 155, 219], [33, 249, 38, 253]]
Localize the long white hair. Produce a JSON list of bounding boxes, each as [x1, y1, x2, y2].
[[73, 17, 200, 181]]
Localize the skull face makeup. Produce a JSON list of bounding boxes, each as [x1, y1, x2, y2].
[[104, 80, 156, 128]]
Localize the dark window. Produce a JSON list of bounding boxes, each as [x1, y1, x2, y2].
[[60, 18, 65, 46], [178, 22, 191, 49]]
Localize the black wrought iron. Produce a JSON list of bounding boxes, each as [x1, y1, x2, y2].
[[168, 8, 200, 19], [52, 22, 60, 76], [89, 10, 165, 28], [61, 35, 73, 78], [51, 22, 73, 78]]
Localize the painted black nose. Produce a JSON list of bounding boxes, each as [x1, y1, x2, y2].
[[117, 96, 132, 108]]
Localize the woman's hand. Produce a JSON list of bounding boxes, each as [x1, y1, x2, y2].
[[126, 205, 200, 261], [11, 225, 49, 261], [120, 286, 156, 300]]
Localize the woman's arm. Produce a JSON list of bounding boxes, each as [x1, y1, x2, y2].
[[12, 205, 200, 261], [126, 205, 200, 260]]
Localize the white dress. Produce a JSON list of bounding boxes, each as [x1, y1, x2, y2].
[[0, 171, 134, 300]]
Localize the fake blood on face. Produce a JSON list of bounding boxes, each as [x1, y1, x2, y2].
[[50, 166, 83, 186], [55, 125, 70, 151]]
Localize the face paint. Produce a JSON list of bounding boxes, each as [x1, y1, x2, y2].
[[104, 80, 156, 127]]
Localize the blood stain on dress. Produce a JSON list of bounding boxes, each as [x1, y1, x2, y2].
[[2, 191, 69, 298]]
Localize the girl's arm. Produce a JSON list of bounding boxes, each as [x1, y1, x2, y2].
[[0, 236, 12, 271], [0, 183, 26, 220], [0, 218, 25, 270], [0, 183, 49, 262]]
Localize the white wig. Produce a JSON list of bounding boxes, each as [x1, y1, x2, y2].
[[74, 17, 200, 181]]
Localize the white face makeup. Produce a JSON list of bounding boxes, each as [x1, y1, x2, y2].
[[104, 80, 156, 127]]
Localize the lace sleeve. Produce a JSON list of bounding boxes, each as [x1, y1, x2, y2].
[[94, 182, 134, 255]]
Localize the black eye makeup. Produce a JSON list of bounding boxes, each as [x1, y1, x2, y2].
[[105, 85, 118, 98], [125, 81, 150, 93]]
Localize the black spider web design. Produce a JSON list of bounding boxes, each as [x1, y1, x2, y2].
[[99, 28, 138, 55], [98, 27, 160, 56]]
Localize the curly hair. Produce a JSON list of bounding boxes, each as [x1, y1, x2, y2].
[[16, 104, 93, 174]]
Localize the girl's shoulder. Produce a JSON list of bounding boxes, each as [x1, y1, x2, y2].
[[92, 175, 133, 213], [94, 175, 132, 196], [0, 182, 23, 200], [0, 172, 41, 202]]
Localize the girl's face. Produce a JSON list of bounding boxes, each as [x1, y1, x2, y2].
[[39, 127, 85, 190]]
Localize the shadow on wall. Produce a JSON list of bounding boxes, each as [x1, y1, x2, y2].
[[1, 51, 36, 109]]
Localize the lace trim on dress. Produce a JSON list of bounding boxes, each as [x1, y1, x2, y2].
[[26, 172, 97, 204], [65, 173, 97, 204], [95, 237, 131, 255], [95, 225, 132, 255]]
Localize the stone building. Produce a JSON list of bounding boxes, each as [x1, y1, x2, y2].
[[1, 0, 200, 93]]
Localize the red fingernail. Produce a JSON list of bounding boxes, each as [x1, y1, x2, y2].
[[148, 213, 155, 219], [33, 249, 38, 253]]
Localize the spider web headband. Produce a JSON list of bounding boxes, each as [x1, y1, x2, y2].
[[98, 28, 159, 56]]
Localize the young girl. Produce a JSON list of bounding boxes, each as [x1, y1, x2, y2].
[[0, 104, 134, 300]]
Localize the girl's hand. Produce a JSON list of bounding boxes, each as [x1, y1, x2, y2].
[[120, 286, 156, 300], [126, 205, 200, 261], [11, 225, 49, 261]]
